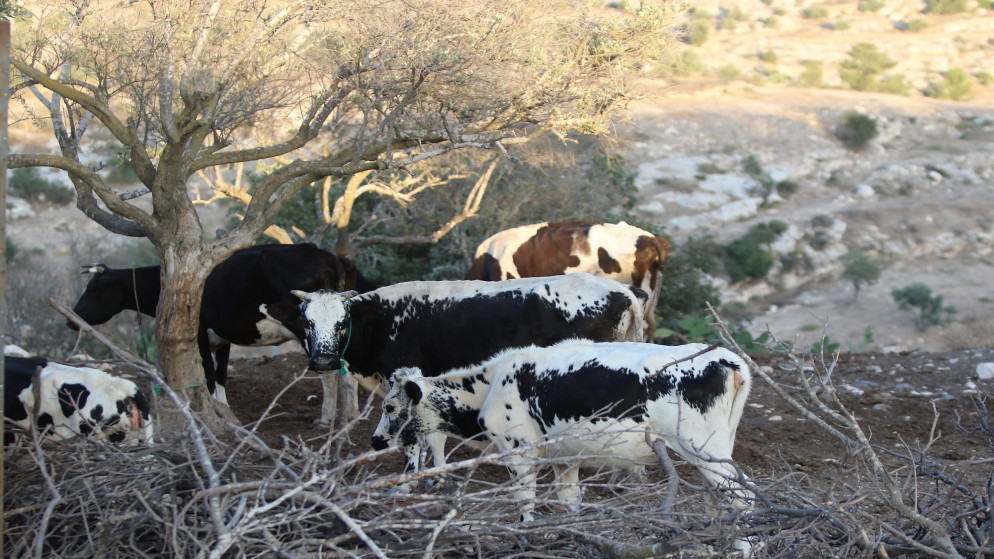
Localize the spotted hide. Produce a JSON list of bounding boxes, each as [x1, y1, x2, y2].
[[380, 340, 752, 521], [69, 243, 375, 424], [467, 221, 670, 338], [4, 356, 153, 446], [297, 273, 648, 469]]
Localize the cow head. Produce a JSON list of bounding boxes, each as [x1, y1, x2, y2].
[[293, 289, 360, 372], [371, 368, 431, 454], [69, 265, 124, 330]]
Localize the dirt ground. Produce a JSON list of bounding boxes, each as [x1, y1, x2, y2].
[[224, 345, 994, 501]]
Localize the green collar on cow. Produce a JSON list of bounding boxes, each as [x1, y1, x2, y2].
[[339, 317, 353, 376]]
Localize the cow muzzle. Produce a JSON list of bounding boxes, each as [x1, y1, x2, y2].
[[307, 352, 341, 373], [370, 435, 389, 451]]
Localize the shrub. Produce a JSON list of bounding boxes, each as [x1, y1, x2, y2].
[[923, 68, 974, 101], [858, 0, 885, 11], [763, 16, 778, 27], [840, 250, 882, 300], [835, 111, 879, 151], [758, 50, 779, 64], [829, 20, 851, 31], [976, 72, 994, 86], [725, 236, 775, 283], [892, 282, 957, 330], [839, 42, 896, 92], [688, 20, 711, 46], [654, 235, 723, 338], [925, 0, 968, 13], [905, 17, 930, 31], [728, 5, 749, 20], [802, 6, 829, 18], [879, 74, 912, 96], [716, 64, 741, 79], [776, 180, 798, 197], [691, 8, 715, 19], [801, 61, 823, 87], [9, 168, 75, 205]]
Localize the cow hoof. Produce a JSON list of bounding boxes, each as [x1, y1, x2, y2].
[[313, 418, 331, 427]]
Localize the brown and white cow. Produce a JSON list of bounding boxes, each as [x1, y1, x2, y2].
[[467, 221, 670, 339]]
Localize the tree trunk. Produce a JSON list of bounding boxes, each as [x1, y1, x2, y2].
[[154, 247, 239, 436]]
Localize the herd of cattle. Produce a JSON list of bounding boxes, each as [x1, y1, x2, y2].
[[5, 220, 756, 522]]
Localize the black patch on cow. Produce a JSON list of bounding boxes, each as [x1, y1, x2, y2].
[[90, 404, 105, 422], [677, 360, 732, 414], [108, 431, 126, 443], [404, 381, 423, 406], [513, 360, 676, 432], [427, 390, 486, 440], [57, 384, 90, 419], [597, 247, 622, 274], [37, 413, 54, 430], [466, 253, 503, 280], [3, 356, 44, 423]]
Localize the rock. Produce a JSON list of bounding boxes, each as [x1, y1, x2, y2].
[[6, 197, 34, 220], [977, 363, 994, 380]]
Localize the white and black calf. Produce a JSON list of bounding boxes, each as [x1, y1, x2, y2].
[[297, 273, 647, 465], [376, 340, 753, 521], [4, 356, 153, 445], [467, 221, 670, 338], [69, 243, 374, 424]]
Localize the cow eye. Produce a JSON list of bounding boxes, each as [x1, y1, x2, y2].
[[384, 404, 395, 414]]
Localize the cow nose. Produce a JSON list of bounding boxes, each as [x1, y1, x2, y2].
[[370, 435, 388, 451], [308, 353, 339, 372]]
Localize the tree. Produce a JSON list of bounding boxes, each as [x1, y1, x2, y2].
[[8, 1, 675, 433], [891, 282, 957, 330], [840, 250, 881, 300]]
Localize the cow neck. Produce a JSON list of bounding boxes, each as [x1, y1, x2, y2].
[[339, 317, 353, 376]]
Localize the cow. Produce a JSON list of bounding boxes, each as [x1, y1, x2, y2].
[[4, 356, 153, 446], [296, 273, 648, 468], [68, 243, 375, 423], [467, 221, 670, 339], [374, 340, 752, 522]]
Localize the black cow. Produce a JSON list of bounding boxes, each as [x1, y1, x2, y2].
[[69, 243, 375, 422], [4, 355, 153, 445]]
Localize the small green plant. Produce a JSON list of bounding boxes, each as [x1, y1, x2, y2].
[[925, 0, 968, 13], [762, 16, 779, 27], [904, 17, 929, 31], [828, 20, 851, 31], [691, 8, 715, 19], [688, 19, 711, 46], [9, 168, 75, 205], [892, 282, 957, 330], [858, 0, 885, 11], [879, 74, 912, 96], [716, 63, 742, 79], [847, 326, 874, 352], [923, 68, 974, 101], [728, 5, 749, 20], [811, 335, 841, 354], [802, 6, 829, 18], [841, 250, 882, 300], [724, 223, 784, 283], [696, 162, 724, 175], [801, 61, 823, 87], [835, 111, 879, 151], [758, 50, 779, 64], [976, 72, 994, 86]]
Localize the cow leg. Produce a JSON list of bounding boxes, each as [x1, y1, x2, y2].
[[500, 453, 541, 522], [551, 463, 582, 512], [319, 374, 336, 426], [213, 343, 231, 407], [197, 330, 220, 402]]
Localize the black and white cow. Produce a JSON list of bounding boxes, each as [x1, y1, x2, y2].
[[374, 340, 752, 520], [69, 243, 375, 423], [296, 273, 648, 464], [467, 221, 670, 338], [4, 356, 153, 446]]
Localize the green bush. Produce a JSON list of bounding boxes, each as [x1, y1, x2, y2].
[[839, 43, 896, 92], [724, 236, 775, 283], [892, 282, 957, 330], [829, 20, 851, 31], [688, 20, 711, 46], [9, 168, 75, 205], [802, 6, 829, 18], [691, 8, 715, 19], [840, 250, 881, 300], [801, 61, 824, 87], [858, 0, 885, 11], [879, 74, 912, 96], [728, 5, 749, 20], [758, 50, 779, 64], [925, 0, 968, 13], [976, 72, 994, 86], [716, 63, 742, 79], [904, 17, 930, 31], [654, 235, 724, 339], [762, 16, 779, 27], [923, 68, 974, 101], [835, 111, 879, 151]]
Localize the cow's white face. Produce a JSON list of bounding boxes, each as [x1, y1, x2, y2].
[[371, 368, 432, 452], [294, 289, 358, 372]]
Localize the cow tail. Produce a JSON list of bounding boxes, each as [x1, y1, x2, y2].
[[725, 356, 752, 440]]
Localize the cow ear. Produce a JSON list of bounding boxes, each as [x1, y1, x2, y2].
[[82, 264, 107, 275], [403, 380, 423, 406], [291, 290, 310, 301], [342, 290, 359, 300]]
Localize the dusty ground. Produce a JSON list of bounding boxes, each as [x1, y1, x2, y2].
[[225, 346, 994, 504]]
